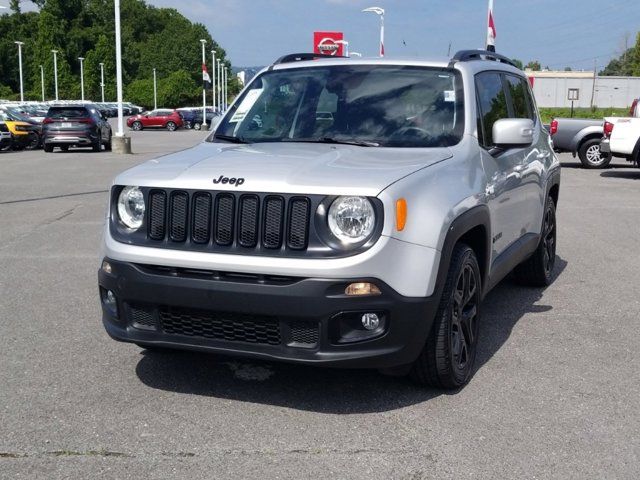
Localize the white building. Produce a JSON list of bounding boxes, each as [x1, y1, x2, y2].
[[526, 70, 640, 109]]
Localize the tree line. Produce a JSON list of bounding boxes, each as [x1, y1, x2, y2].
[[0, 0, 239, 107]]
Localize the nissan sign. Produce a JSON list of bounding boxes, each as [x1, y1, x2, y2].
[[313, 31, 344, 56]]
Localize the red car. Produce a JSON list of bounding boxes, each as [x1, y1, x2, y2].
[[127, 109, 183, 131]]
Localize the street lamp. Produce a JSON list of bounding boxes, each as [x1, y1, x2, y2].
[[152, 68, 157, 110], [113, 0, 131, 153], [350, 52, 363, 57], [51, 50, 59, 101], [362, 7, 385, 57], [211, 50, 216, 113], [15, 41, 24, 102], [200, 39, 207, 128], [78, 57, 85, 101], [223, 66, 228, 111], [39, 64, 45, 101], [217, 58, 221, 112], [99, 62, 105, 103], [335, 39, 349, 57]]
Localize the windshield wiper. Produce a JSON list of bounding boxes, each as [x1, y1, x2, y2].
[[283, 137, 379, 147], [214, 134, 248, 144]]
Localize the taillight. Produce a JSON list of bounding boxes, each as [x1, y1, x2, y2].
[[550, 119, 558, 136], [603, 121, 614, 138], [76, 118, 93, 124], [629, 99, 638, 117], [42, 118, 54, 124]]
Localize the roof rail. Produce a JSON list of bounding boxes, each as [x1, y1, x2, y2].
[[449, 50, 517, 68], [272, 53, 346, 66]]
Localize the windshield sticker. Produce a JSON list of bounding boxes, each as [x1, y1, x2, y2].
[[444, 90, 456, 103], [230, 88, 263, 123]]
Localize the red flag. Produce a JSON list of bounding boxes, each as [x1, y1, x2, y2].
[[202, 63, 211, 84]]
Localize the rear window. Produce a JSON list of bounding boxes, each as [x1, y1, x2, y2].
[[47, 107, 89, 119]]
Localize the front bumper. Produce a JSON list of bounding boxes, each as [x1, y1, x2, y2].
[[98, 258, 439, 368]]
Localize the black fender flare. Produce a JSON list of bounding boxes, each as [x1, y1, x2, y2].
[[434, 205, 492, 301]]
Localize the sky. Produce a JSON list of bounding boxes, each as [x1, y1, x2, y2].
[[143, 0, 640, 70], [5, 0, 640, 71]]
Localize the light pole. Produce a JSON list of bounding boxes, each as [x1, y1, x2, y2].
[[99, 62, 105, 102], [335, 39, 349, 57], [216, 59, 221, 112], [223, 66, 228, 111], [362, 7, 385, 57], [51, 50, 59, 101], [40, 65, 45, 101], [211, 50, 216, 113], [152, 68, 157, 109], [350, 52, 363, 57], [113, 0, 131, 152], [200, 39, 207, 128], [15, 41, 24, 102], [78, 57, 85, 101]]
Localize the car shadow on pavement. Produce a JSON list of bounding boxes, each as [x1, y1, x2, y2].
[[600, 170, 640, 180], [135, 257, 567, 414]]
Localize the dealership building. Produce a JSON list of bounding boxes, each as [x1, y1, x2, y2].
[[526, 70, 640, 109]]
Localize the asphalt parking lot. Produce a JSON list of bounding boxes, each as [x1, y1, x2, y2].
[[1, 128, 639, 479]]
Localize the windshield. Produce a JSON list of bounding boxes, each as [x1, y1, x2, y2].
[[211, 65, 464, 148]]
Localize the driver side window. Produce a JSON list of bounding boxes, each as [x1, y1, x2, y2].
[[475, 72, 509, 148]]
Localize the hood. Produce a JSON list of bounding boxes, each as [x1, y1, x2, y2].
[[115, 141, 453, 196]]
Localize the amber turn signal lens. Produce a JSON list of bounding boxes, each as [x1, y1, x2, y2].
[[345, 282, 382, 296], [101, 260, 112, 274], [396, 198, 407, 231]]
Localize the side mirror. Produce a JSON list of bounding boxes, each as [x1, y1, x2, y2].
[[492, 118, 534, 148]]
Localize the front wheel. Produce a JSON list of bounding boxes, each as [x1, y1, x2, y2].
[[193, 122, 202, 131], [166, 121, 177, 131], [579, 139, 611, 169], [131, 121, 143, 131], [514, 197, 557, 287], [410, 243, 482, 389], [26, 132, 41, 150]]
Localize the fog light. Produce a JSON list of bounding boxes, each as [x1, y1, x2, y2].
[[102, 289, 118, 317], [101, 260, 112, 274], [345, 282, 381, 296], [361, 313, 380, 331]]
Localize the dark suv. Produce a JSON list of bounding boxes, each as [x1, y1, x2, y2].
[[43, 104, 112, 152]]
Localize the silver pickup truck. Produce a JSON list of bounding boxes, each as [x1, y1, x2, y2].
[[550, 118, 609, 168]]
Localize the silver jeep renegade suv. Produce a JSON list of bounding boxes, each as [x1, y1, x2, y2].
[[99, 50, 560, 389]]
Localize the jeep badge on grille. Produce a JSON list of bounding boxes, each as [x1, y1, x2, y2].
[[213, 175, 245, 187]]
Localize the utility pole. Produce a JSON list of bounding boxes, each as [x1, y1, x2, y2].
[[40, 65, 45, 101], [200, 39, 207, 128], [590, 59, 597, 110], [78, 57, 85, 101], [153, 68, 157, 110], [99, 63, 105, 103], [51, 50, 59, 101], [15, 41, 24, 102]]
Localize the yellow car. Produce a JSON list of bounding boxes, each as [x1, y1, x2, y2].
[[0, 108, 41, 150]]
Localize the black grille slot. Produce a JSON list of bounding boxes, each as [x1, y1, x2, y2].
[[169, 191, 189, 242], [148, 190, 167, 240], [215, 194, 235, 246], [263, 196, 284, 249], [0, 123, 8, 132], [191, 193, 212, 244], [238, 195, 259, 248], [130, 305, 156, 330], [289, 321, 319, 347], [287, 198, 310, 250], [159, 307, 281, 345]]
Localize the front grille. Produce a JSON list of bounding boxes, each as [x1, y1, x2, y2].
[[158, 306, 281, 346], [0, 124, 8, 133], [130, 305, 156, 330], [289, 322, 319, 347], [145, 190, 311, 252]]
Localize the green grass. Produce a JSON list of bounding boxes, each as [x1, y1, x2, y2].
[[538, 107, 629, 124]]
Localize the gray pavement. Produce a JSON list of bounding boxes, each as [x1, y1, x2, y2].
[[1, 130, 639, 479]]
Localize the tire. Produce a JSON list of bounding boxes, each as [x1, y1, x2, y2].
[[131, 121, 143, 131], [578, 138, 611, 169], [514, 198, 557, 287], [104, 134, 112, 151], [92, 139, 101, 152], [193, 122, 202, 131], [60, 145, 69, 152], [410, 243, 482, 389], [26, 132, 41, 150], [43, 144, 53, 153], [166, 121, 177, 131]]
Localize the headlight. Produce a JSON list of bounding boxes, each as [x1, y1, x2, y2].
[[15, 125, 28, 132], [328, 196, 375, 244], [117, 186, 145, 230]]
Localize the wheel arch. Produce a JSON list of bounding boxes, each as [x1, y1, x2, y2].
[[435, 206, 492, 300], [570, 127, 603, 152]]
